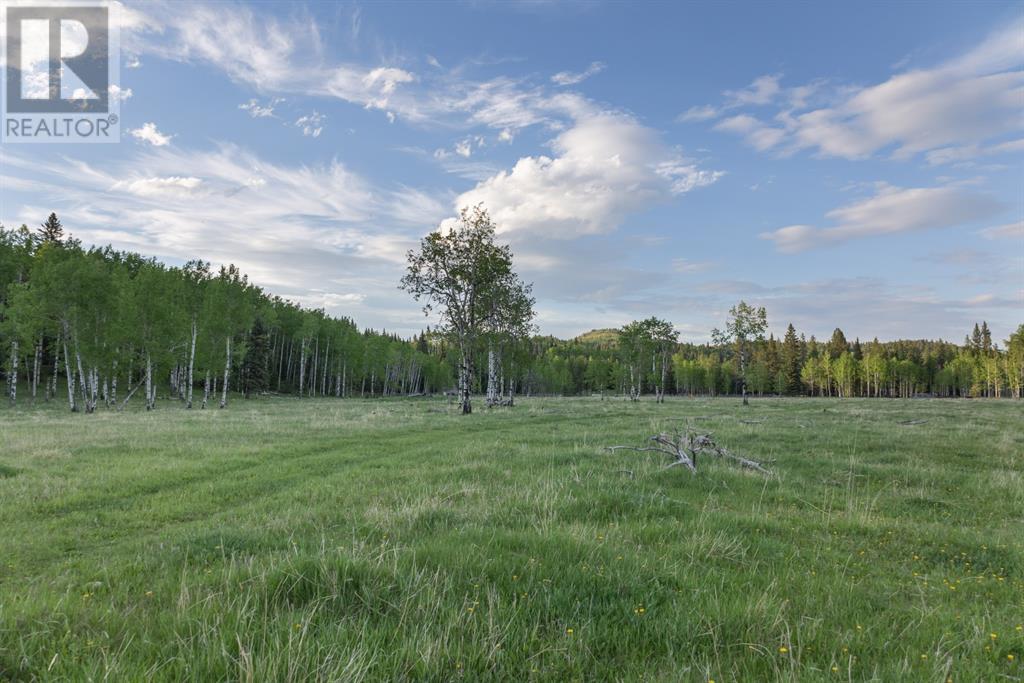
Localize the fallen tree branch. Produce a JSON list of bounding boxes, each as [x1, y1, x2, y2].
[[606, 428, 774, 477], [897, 419, 928, 425]]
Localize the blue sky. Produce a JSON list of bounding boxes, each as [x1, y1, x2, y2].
[[1, 0, 1021, 342]]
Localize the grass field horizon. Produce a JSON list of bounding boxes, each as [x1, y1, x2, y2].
[[1, 395, 1021, 681]]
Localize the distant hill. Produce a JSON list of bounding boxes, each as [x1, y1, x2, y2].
[[574, 328, 620, 347]]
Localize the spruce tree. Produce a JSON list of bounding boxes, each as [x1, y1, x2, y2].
[[782, 323, 802, 395], [38, 213, 64, 244], [242, 317, 271, 398], [827, 328, 848, 360]]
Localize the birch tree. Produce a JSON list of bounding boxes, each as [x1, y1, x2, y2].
[[401, 206, 532, 414], [711, 301, 767, 405]]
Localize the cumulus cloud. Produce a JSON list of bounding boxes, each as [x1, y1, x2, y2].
[[551, 61, 605, 86], [761, 184, 1004, 252], [451, 113, 723, 238], [128, 122, 172, 146], [108, 84, 132, 103]]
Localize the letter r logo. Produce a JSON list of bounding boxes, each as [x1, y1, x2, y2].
[[5, 5, 109, 113]]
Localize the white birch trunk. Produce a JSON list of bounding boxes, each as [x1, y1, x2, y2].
[[202, 370, 210, 409], [298, 338, 307, 397], [32, 339, 41, 402], [62, 332, 76, 412], [145, 353, 153, 411], [6, 339, 16, 403], [186, 318, 197, 408], [486, 345, 499, 407], [220, 336, 231, 408]]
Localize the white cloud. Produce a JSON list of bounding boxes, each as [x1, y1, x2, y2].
[[672, 258, 715, 273], [724, 74, 781, 106], [695, 21, 1024, 161], [713, 114, 786, 151], [980, 221, 1024, 240], [0, 144, 452, 332], [295, 111, 326, 137], [451, 113, 723, 238], [121, 2, 417, 119], [551, 61, 605, 86], [761, 184, 1005, 252], [120, 176, 203, 197], [128, 122, 172, 146], [926, 138, 1024, 166], [239, 97, 282, 118], [108, 84, 133, 103], [676, 105, 719, 123]]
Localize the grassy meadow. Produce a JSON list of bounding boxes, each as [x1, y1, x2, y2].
[[0, 395, 1021, 681]]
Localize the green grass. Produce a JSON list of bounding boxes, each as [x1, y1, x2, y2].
[[0, 396, 1021, 681]]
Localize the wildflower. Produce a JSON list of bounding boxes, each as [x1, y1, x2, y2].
[[566, 628, 574, 635], [920, 654, 927, 660], [1007, 654, 1014, 661], [779, 646, 788, 654], [145, 591, 154, 597], [991, 633, 998, 640], [831, 666, 838, 673]]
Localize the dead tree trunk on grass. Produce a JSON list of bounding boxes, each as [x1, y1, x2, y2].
[[607, 428, 773, 476]]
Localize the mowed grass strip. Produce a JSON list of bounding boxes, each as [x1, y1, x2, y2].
[[0, 397, 1021, 681]]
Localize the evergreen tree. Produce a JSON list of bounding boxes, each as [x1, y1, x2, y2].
[[827, 328, 848, 359], [781, 323, 802, 395], [242, 317, 271, 398], [38, 213, 64, 244]]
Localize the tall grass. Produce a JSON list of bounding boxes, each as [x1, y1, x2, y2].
[[0, 396, 1021, 680]]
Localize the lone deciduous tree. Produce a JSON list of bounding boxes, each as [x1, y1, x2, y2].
[[712, 301, 767, 405], [401, 206, 533, 414]]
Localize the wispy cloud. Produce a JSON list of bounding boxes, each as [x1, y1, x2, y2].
[[761, 184, 1004, 252], [551, 61, 605, 86], [685, 21, 1024, 161]]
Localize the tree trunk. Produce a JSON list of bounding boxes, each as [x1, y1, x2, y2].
[[220, 336, 232, 409], [459, 349, 472, 414], [32, 338, 41, 403], [486, 345, 499, 407], [74, 345, 88, 413], [145, 353, 154, 411], [186, 318, 197, 408], [7, 340, 17, 405], [202, 370, 210, 409], [298, 338, 307, 397], [62, 331, 76, 412]]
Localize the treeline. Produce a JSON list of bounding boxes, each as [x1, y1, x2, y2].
[[3, 216, 1022, 411], [513, 323, 1024, 399], [0, 218, 449, 411]]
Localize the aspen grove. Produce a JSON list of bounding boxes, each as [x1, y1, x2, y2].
[[0, 219, 450, 411]]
